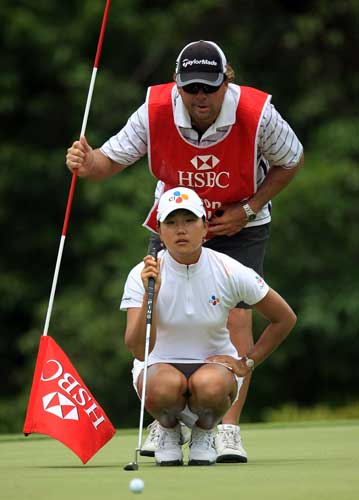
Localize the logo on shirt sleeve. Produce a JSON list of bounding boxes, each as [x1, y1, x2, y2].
[[121, 297, 132, 303], [255, 275, 265, 289]]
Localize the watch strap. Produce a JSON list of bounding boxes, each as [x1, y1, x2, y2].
[[242, 203, 256, 221]]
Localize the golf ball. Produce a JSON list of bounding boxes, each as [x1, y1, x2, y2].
[[129, 478, 144, 494]]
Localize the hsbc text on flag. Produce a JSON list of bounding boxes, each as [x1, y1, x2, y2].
[[41, 359, 105, 429]]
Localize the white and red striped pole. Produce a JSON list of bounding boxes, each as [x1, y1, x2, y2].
[[43, 0, 111, 336]]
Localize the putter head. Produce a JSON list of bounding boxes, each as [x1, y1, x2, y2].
[[123, 461, 139, 471]]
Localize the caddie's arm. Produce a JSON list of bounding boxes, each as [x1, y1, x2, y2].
[[245, 153, 304, 216], [207, 288, 297, 376], [124, 256, 161, 361], [208, 154, 304, 237], [66, 136, 126, 180]]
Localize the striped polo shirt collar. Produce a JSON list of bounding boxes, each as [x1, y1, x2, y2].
[[173, 85, 237, 132]]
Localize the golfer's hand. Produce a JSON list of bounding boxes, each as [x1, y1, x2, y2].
[[208, 202, 248, 237], [141, 256, 161, 295], [206, 355, 250, 377], [66, 136, 95, 177]]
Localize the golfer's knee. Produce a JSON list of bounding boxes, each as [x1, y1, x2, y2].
[[189, 372, 226, 405], [146, 371, 187, 408]]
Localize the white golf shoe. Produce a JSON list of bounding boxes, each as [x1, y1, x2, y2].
[[188, 426, 217, 466], [140, 420, 191, 457], [155, 424, 183, 466], [140, 421, 162, 457], [215, 424, 248, 463]]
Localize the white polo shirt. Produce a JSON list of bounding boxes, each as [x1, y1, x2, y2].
[[120, 247, 269, 365]]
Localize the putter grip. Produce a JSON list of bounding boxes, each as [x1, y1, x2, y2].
[[147, 277, 155, 298], [146, 237, 160, 322]]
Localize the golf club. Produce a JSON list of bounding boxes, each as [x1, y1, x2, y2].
[[124, 237, 162, 471]]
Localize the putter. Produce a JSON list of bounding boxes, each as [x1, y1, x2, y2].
[[124, 237, 161, 471]]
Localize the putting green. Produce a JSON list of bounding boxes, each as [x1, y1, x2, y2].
[[1, 421, 358, 500]]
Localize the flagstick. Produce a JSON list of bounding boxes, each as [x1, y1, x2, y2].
[[43, 0, 111, 336]]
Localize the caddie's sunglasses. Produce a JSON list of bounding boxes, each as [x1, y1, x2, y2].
[[182, 82, 222, 94]]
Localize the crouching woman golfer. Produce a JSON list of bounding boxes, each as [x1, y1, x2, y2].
[[120, 187, 296, 466]]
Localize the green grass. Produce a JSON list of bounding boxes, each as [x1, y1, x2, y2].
[[1, 421, 358, 500], [263, 402, 359, 422]]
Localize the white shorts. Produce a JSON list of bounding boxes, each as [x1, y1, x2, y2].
[[131, 359, 243, 428]]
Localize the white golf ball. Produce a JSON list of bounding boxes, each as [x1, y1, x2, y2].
[[129, 478, 144, 494]]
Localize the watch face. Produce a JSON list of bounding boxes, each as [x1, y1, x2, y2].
[[247, 213, 256, 221], [246, 358, 255, 369]]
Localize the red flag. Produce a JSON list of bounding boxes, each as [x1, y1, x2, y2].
[[23, 335, 116, 464]]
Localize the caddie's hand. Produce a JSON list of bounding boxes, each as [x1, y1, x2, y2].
[[66, 136, 95, 177], [208, 202, 248, 237], [141, 255, 161, 295], [206, 355, 250, 377]]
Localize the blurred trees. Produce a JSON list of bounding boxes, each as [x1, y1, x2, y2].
[[0, 0, 358, 431]]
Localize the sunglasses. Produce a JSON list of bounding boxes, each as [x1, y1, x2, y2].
[[182, 82, 223, 94]]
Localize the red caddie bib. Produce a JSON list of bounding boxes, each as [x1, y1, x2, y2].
[[143, 82, 269, 235]]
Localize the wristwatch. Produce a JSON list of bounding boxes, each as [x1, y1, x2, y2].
[[242, 203, 257, 222], [242, 355, 255, 371]]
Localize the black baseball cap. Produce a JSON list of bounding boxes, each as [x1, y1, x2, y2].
[[175, 40, 227, 87]]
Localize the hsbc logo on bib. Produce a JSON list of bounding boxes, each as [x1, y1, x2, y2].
[[178, 154, 229, 189], [191, 155, 220, 171]]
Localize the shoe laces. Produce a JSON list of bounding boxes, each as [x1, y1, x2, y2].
[[147, 421, 162, 443], [220, 428, 241, 449], [159, 427, 181, 448], [191, 429, 215, 450]]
